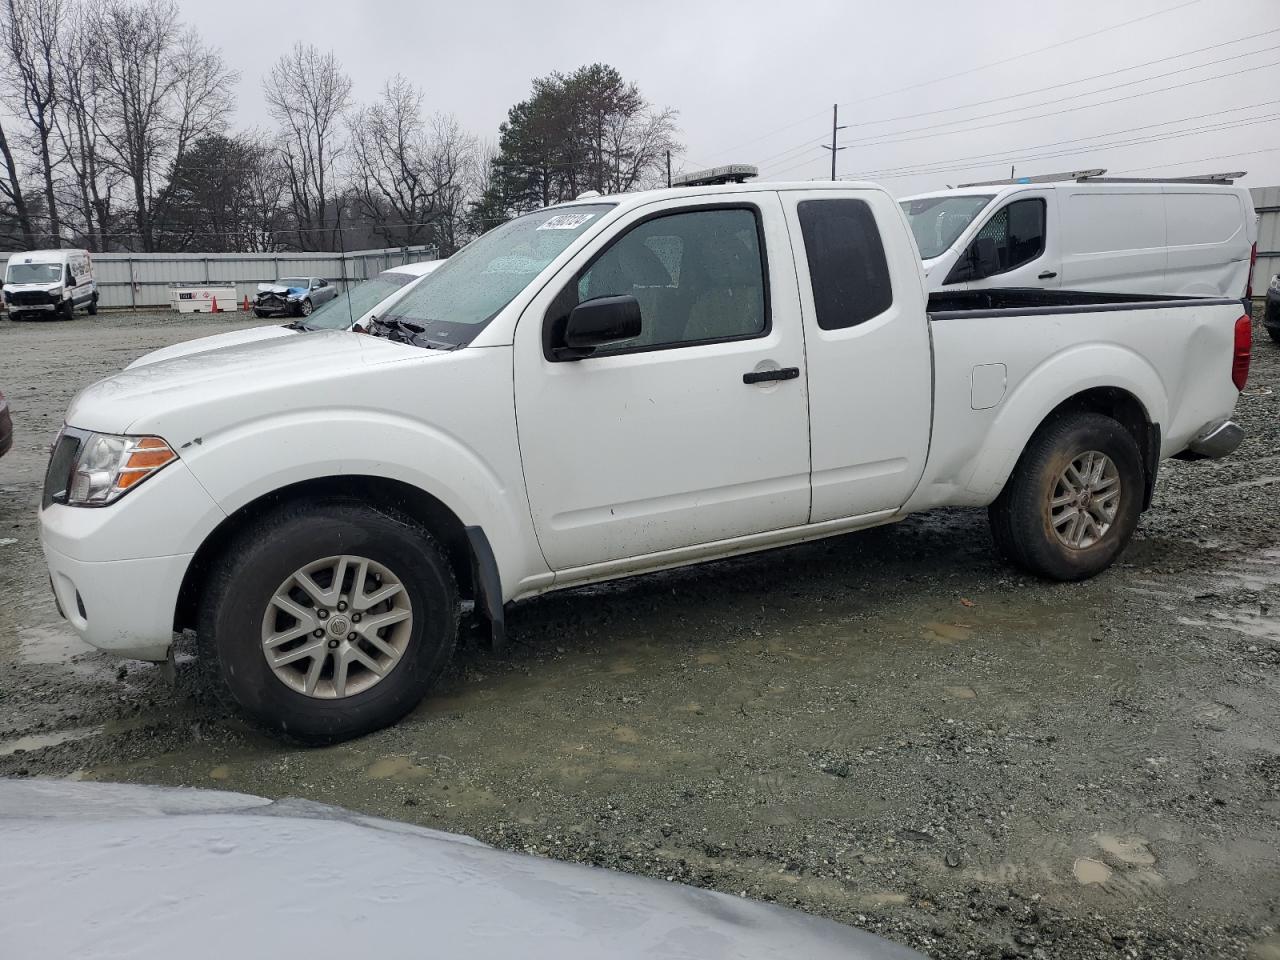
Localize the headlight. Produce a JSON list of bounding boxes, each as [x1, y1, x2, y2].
[[66, 433, 177, 506]]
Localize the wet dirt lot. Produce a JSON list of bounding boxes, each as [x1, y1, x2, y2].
[[1, 309, 1278, 959]]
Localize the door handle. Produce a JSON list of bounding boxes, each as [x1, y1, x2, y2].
[[743, 366, 800, 385], [1037, 270, 1057, 279]]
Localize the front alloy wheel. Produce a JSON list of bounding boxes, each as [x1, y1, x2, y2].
[[198, 501, 459, 743], [262, 555, 413, 699]]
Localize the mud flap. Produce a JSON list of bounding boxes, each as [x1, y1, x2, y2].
[[465, 525, 506, 652]]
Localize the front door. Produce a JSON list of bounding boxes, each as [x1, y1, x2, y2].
[[514, 194, 811, 573]]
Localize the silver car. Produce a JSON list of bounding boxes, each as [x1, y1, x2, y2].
[[252, 276, 339, 319]]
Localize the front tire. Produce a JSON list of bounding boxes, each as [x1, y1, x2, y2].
[[59, 299, 73, 321], [197, 501, 459, 743], [988, 412, 1143, 581], [298, 298, 313, 317], [1267, 325, 1280, 345]]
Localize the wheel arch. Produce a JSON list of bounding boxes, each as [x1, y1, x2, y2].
[[174, 474, 482, 635], [994, 385, 1161, 509]]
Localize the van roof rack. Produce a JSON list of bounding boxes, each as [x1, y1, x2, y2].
[[957, 168, 1245, 187], [671, 164, 758, 187], [1073, 171, 1246, 184], [958, 169, 1106, 187]]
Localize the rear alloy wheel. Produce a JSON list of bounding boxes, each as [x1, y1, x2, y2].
[[198, 501, 458, 742], [988, 412, 1143, 581]]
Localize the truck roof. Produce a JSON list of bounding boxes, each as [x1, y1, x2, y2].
[[900, 180, 1251, 204], [550, 180, 887, 213], [7, 249, 89, 261]]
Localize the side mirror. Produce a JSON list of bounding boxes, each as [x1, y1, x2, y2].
[[553, 295, 642, 360]]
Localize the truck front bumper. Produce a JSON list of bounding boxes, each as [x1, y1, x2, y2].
[[43, 543, 192, 661], [1180, 419, 1244, 460], [39, 459, 224, 662]]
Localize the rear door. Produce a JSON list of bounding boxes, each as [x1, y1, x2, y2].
[[780, 190, 932, 523], [1163, 187, 1252, 297], [514, 192, 812, 573]]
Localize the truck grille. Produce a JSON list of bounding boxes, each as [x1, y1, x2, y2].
[[43, 430, 81, 508]]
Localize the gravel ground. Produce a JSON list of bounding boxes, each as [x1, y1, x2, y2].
[[1, 307, 1278, 959]]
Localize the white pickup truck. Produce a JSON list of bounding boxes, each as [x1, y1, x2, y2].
[[40, 181, 1252, 742]]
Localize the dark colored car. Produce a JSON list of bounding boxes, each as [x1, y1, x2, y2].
[[1265, 273, 1280, 344], [0, 387, 12, 458]]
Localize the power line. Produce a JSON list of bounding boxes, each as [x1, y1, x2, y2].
[[836, 113, 1279, 183], [838, 0, 1205, 110], [829, 57, 1280, 153], [714, 0, 1204, 164], [828, 99, 1280, 180], [1112, 145, 1280, 174], [831, 44, 1280, 149], [844, 27, 1280, 131]]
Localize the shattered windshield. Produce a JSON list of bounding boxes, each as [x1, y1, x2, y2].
[[305, 270, 421, 330], [900, 195, 995, 259], [5, 262, 62, 284], [380, 204, 613, 349]]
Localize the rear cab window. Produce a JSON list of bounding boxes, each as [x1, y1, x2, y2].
[[796, 198, 894, 330]]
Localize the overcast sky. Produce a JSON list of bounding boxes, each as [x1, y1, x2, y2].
[[177, 0, 1280, 196]]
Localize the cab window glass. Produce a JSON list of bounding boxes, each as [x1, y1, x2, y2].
[[562, 207, 767, 355], [966, 198, 1046, 279]]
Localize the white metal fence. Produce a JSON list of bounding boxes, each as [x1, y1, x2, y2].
[[0, 245, 434, 310], [1252, 186, 1279, 298]]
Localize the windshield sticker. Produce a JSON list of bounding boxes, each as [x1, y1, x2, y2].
[[537, 213, 596, 231]]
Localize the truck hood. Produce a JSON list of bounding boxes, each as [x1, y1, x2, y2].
[[126, 324, 299, 369], [2, 281, 62, 294], [66, 330, 420, 436]]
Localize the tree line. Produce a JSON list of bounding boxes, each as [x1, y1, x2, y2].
[[0, 0, 682, 254]]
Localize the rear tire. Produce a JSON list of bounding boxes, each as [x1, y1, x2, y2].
[[197, 501, 459, 743], [87, 295, 98, 316], [988, 412, 1143, 581]]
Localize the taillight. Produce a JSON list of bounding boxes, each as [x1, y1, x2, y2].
[[1245, 242, 1258, 301], [1232, 314, 1252, 391]]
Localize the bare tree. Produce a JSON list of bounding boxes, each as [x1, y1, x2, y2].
[[3, 0, 63, 243], [53, 1, 117, 250], [348, 76, 477, 252], [0, 116, 34, 248], [264, 43, 351, 251], [88, 0, 236, 250], [425, 113, 479, 255]]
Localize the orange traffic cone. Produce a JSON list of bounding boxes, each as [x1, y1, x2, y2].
[[211, 296, 219, 313], [242, 295, 250, 312]]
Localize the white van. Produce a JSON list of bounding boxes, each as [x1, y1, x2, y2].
[[2, 249, 98, 320], [899, 175, 1257, 298]]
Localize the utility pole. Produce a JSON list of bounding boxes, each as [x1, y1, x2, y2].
[[819, 103, 847, 181], [1010, 164, 1016, 180], [666, 150, 672, 188]]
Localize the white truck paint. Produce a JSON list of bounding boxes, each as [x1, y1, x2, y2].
[[128, 260, 444, 368], [39, 181, 1251, 739], [900, 180, 1256, 297]]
